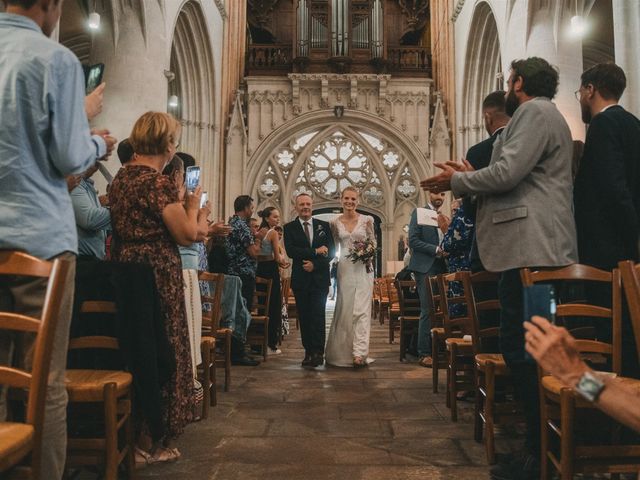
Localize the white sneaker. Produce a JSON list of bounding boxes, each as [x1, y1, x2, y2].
[[269, 348, 282, 355]]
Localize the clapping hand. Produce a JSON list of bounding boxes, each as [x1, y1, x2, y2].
[[185, 186, 202, 212], [208, 221, 231, 237], [420, 159, 474, 193], [437, 213, 450, 233]]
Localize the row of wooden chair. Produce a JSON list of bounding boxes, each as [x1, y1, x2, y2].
[[395, 263, 640, 478]]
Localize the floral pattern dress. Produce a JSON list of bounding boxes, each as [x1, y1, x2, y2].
[[440, 204, 474, 317], [109, 165, 194, 440]]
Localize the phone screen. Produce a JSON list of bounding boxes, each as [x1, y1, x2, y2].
[[200, 192, 208, 208], [523, 285, 556, 324], [84, 63, 105, 94], [185, 166, 201, 193]]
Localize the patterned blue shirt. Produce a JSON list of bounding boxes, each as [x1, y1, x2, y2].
[[0, 13, 106, 259], [227, 215, 257, 276]]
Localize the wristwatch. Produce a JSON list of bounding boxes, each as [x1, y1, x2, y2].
[[575, 371, 605, 402]]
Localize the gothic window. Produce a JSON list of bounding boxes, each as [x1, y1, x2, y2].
[[396, 166, 418, 201], [258, 165, 281, 201]]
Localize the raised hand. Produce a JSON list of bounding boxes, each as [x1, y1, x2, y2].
[[420, 162, 456, 193], [85, 82, 105, 121]]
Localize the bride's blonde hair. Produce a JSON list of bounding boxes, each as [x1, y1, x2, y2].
[[341, 186, 360, 198]]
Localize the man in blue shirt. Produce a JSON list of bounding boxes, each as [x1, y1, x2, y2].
[[70, 163, 111, 260], [0, 1, 116, 478]]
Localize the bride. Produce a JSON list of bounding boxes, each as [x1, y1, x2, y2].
[[325, 186, 376, 368]]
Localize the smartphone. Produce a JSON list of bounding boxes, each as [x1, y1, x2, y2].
[[83, 63, 105, 94], [185, 166, 200, 193], [200, 192, 208, 208], [523, 284, 556, 361]]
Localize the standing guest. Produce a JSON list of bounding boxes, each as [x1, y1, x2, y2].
[[422, 57, 577, 480], [408, 191, 448, 367], [284, 193, 335, 368], [256, 207, 290, 355], [574, 62, 640, 377], [0, 2, 115, 478], [464, 91, 510, 272], [70, 162, 111, 261], [109, 111, 202, 462], [226, 195, 266, 365], [440, 199, 473, 317], [162, 154, 210, 419]]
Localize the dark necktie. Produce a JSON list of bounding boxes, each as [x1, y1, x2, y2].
[[303, 221, 311, 245]]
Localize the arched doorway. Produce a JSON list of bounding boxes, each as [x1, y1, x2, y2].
[[170, 1, 217, 197], [583, 0, 615, 69], [460, 1, 502, 155]]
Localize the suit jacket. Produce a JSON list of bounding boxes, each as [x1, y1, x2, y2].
[[464, 128, 503, 221], [574, 105, 640, 269], [284, 217, 335, 290], [408, 206, 440, 274], [451, 97, 578, 272]]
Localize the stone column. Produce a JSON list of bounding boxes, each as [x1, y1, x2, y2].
[[613, 0, 640, 114], [88, 1, 169, 192], [523, 11, 585, 140]]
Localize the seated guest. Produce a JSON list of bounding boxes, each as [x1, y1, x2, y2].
[[109, 111, 204, 462], [70, 162, 111, 261], [525, 315, 640, 432], [117, 137, 134, 164]]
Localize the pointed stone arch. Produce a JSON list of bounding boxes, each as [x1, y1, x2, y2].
[[460, 1, 502, 155], [170, 0, 217, 198]]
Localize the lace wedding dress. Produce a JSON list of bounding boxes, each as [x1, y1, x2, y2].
[[325, 214, 376, 367]]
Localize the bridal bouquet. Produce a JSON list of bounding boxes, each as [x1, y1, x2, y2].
[[345, 239, 377, 273]]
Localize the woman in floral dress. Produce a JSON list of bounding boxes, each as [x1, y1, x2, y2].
[[109, 112, 206, 462]]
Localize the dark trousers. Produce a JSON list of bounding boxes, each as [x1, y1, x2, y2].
[[256, 261, 282, 349], [293, 286, 328, 356], [238, 273, 256, 313], [498, 268, 540, 454]]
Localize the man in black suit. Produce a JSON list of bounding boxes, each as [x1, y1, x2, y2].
[[464, 90, 510, 272], [284, 193, 335, 367], [574, 62, 640, 377]]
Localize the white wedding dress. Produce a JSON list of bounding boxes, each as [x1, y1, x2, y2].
[[325, 214, 375, 367]]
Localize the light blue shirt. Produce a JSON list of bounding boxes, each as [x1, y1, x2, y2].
[[0, 13, 107, 259], [70, 178, 111, 259], [179, 244, 200, 271]]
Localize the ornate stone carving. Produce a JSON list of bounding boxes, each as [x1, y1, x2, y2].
[[397, 0, 430, 30]]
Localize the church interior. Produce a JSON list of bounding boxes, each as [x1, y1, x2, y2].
[[1, 0, 640, 479]]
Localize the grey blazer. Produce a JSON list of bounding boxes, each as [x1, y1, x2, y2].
[[407, 206, 440, 274], [451, 97, 578, 272]]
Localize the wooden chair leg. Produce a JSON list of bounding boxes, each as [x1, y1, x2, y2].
[[474, 367, 484, 444], [484, 364, 496, 464], [103, 383, 118, 480], [124, 393, 135, 479], [560, 390, 575, 480], [210, 352, 217, 407], [449, 345, 458, 422], [389, 313, 395, 344], [263, 318, 269, 361], [224, 332, 231, 392], [399, 320, 405, 361], [200, 341, 210, 420], [540, 387, 550, 480], [432, 331, 440, 393]]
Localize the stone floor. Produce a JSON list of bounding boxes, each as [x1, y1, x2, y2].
[[134, 302, 501, 480]]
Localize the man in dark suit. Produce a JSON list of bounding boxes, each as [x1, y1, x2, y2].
[[574, 62, 640, 377], [465, 90, 510, 272], [284, 193, 335, 368]]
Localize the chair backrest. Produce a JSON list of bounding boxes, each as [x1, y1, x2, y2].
[[379, 277, 389, 299], [437, 271, 474, 339], [617, 260, 640, 366], [68, 301, 120, 351], [254, 276, 273, 317], [0, 251, 71, 474], [521, 264, 622, 374], [426, 274, 444, 329], [385, 277, 399, 304], [198, 271, 225, 330], [395, 279, 421, 319], [467, 270, 501, 353]]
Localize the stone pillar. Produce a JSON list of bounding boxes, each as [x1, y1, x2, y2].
[[613, 0, 640, 114], [88, 1, 169, 192], [524, 11, 585, 140]]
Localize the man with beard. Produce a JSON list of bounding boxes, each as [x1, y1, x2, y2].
[[421, 57, 577, 480], [573, 63, 640, 376]]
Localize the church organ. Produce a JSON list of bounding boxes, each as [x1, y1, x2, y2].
[[246, 0, 431, 76]]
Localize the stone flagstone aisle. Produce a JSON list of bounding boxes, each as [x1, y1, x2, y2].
[[137, 300, 492, 479]]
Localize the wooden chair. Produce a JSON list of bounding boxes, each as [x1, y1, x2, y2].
[[65, 300, 134, 480], [386, 277, 401, 343], [283, 277, 299, 330], [0, 251, 70, 479], [372, 278, 382, 324], [522, 264, 640, 479], [426, 274, 447, 393], [396, 279, 420, 362], [378, 277, 390, 325], [199, 272, 229, 393], [247, 277, 272, 361], [437, 271, 474, 421], [199, 335, 216, 415], [619, 260, 640, 363], [468, 270, 514, 464]]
